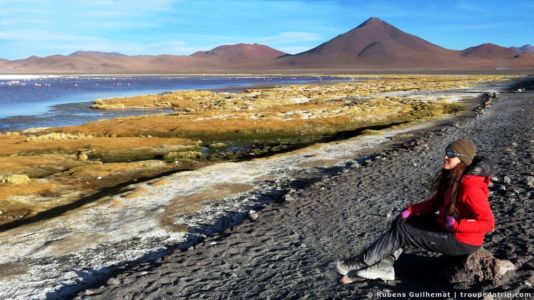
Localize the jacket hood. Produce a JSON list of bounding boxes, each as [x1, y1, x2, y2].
[[466, 156, 493, 177]]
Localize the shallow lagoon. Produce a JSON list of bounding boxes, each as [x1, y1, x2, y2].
[[0, 75, 346, 130]]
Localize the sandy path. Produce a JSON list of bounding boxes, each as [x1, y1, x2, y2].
[[67, 83, 533, 298]]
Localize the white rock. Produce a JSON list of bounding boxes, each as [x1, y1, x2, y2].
[[248, 210, 259, 221], [495, 259, 516, 276], [284, 194, 296, 202]]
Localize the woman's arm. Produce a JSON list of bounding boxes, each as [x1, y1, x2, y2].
[[406, 194, 440, 215]]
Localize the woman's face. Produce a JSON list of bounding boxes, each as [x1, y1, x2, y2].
[[443, 155, 461, 170]]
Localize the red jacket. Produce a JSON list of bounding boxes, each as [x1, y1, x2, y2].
[[406, 175, 495, 246]]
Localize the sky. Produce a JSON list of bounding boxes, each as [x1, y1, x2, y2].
[[0, 0, 532, 60]]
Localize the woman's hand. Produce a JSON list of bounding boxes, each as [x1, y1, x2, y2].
[[400, 209, 411, 220], [445, 216, 457, 231]]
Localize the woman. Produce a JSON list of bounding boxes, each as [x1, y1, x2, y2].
[[336, 139, 495, 283]]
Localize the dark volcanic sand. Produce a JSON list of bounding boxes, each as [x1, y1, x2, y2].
[[72, 82, 533, 299]]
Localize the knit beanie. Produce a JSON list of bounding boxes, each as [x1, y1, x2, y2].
[[447, 139, 476, 166]]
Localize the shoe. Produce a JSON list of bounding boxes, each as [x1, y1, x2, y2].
[[354, 257, 395, 281], [335, 258, 367, 276]]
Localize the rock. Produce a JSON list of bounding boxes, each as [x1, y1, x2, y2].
[[497, 185, 506, 192], [503, 176, 512, 184], [164, 151, 203, 161], [107, 278, 121, 285], [494, 258, 516, 276], [122, 277, 135, 285], [0, 174, 31, 185], [446, 248, 516, 287], [248, 210, 259, 221], [76, 151, 89, 161], [84, 289, 98, 296], [525, 176, 534, 188], [209, 142, 228, 149], [284, 193, 296, 202], [490, 176, 499, 182]]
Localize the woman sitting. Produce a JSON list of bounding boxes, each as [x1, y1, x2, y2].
[[336, 139, 495, 283]]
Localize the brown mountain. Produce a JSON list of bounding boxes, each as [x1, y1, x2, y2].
[[462, 43, 519, 59], [511, 44, 534, 54], [272, 17, 534, 70], [274, 17, 461, 68], [1, 18, 533, 73], [191, 43, 286, 64], [0, 44, 286, 73]]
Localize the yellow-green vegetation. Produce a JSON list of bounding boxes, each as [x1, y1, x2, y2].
[[0, 133, 202, 225], [91, 75, 510, 111], [0, 75, 512, 227]]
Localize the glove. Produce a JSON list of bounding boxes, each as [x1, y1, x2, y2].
[[400, 209, 411, 220], [445, 216, 457, 231]]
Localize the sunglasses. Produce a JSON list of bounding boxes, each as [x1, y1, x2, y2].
[[445, 148, 469, 158]]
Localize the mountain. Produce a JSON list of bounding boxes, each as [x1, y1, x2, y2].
[[274, 17, 460, 68], [191, 43, 286, 64], [1, 18, 533, 73], [69, 51, 128, 58], [272, 17, 534, 70], [462, 43, 519, 59], [511, 44, 534, 53], [0, 44, 286, 73]]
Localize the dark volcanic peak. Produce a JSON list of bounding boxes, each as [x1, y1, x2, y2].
[[462, 43, 519, 58]]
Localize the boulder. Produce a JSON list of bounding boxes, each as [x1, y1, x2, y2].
[[76, 151, 89, 161], [446, 248, 516, 287]]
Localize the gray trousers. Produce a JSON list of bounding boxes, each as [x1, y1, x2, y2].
[[360, 215, 480, 266]]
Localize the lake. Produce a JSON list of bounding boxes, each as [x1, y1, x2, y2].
[[0, 75, 347, 131]]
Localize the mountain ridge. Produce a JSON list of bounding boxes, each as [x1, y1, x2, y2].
[[1, 18, 533, 73]]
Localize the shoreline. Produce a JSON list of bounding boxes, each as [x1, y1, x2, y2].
[[0, 76, 498, 231], [0, 78, 520, 296], [0, 76, 526, 298], [0, 75, 348, 130], [71, 77, 534, 299]]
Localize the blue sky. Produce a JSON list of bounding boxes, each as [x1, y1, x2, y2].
[[0, 0, 532, 60]]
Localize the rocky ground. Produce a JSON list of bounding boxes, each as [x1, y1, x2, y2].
[[66, 78, 534, 299], [23, 78, 520, 299]]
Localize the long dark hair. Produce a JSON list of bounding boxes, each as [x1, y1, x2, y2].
[[431, 162, 468, 217]]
